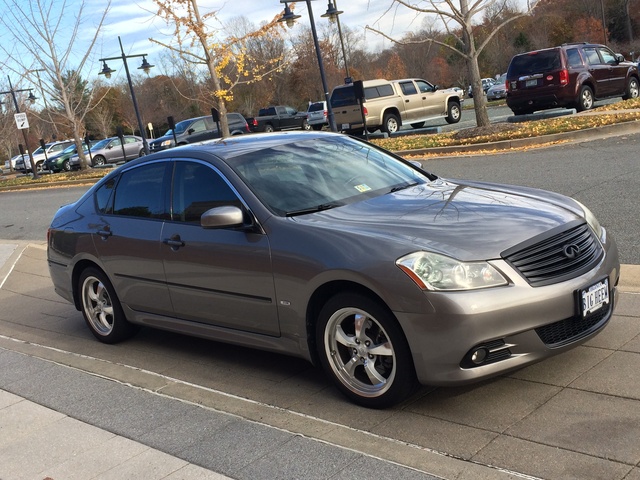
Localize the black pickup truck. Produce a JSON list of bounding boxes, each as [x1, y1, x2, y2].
[[247, 105, 310, 132]]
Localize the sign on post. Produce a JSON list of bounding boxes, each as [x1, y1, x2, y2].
[[14, 113, 29, 129]]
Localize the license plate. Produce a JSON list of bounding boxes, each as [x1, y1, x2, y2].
[[581, 279, 609, 317], [341, 123, 350, 130], [526, 79, 538, 87]]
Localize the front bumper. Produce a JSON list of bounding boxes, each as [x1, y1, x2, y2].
[[396, 232, 620, 386]]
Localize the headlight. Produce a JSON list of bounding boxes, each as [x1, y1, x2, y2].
[[160, 140, 172, 147], [573, 199, 603, 240], [396, 252, 508, 291]]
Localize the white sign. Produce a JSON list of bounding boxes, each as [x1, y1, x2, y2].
[[14, 113, 29, 129]]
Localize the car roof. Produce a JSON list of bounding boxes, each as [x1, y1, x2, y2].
[[129, 131, 344, 163]]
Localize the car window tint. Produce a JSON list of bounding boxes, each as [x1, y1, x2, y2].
[[95, 178, 117, 214], [566, 48, 583, 68], [190, 119, 206, 133], [599, 48, 616, 65], [400, 82, 418, 95], [509, 50, 561, 75], [584, 48, 601, 65], [308, 102, 325, 112], [113, 163, 168, 219], [330, 86, 356, 107], [172, 162, 241, 223]]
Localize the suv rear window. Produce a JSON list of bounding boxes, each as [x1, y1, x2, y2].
[[508, 50, 562, 76], [308, 102, 325, 112], [330, 83, 395, 108]]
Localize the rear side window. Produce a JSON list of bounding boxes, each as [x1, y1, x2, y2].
[[113, 163, 169, 219], [566, 48, 583, 68], [508, 50, 561, 76], [365, 84, 394, 100], [399, 82, 418, 95]]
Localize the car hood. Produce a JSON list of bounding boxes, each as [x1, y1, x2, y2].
[[293, 178, 583, 260]]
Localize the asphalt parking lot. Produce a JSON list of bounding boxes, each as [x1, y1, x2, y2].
[[1, 242, 639, 480]]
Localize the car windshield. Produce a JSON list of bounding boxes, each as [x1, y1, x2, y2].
[[228, 136, 430, 216]]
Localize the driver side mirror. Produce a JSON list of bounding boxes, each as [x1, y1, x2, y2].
[[187, 128, 195, 135], [615, 53, 625, 63]]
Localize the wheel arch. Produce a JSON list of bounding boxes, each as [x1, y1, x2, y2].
[[71, 259, 108, 310], [379, 106, 402, 127], [305, 280, 391, 366]]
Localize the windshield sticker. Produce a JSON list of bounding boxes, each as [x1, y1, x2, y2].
[[355, 184, 372, 192]]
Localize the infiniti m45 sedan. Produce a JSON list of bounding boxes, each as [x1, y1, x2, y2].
[[47, 131, 619, 408]]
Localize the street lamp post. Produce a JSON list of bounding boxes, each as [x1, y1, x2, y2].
[[99, 36, 154, 155], [321, 0, 351, 83], [279, 0, 337, 133], [1, 76, 39, 178]]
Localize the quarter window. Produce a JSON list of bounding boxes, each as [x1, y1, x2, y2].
[[566, 48, 583, 68]]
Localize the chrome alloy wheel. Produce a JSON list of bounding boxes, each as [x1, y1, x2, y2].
[[324, 307, 397, 398], [81, 275, 115, 336]]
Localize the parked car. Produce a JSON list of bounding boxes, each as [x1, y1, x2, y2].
[[486, 74, 507, 101], [247, 106, 310, 133], [47, 131, 619, 408], [330, 78, 461, 135], [68, 136, 144, 168], [148, 113, 249, 153], [467, 78, 496, 98], [44, 142, 92, 173], [506, 42, 640, 115], [15, 140, 74, 173], [4, 153, 29, 172], [306, 101, 328, 130]]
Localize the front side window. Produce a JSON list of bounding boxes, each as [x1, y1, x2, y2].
[[172, 161, 241, 223], [584, 48, 601, 65], [189, 119, 206, 133], [113, 163, 169, 219], [598, 47, 617, 65], [416, 80, 434, 93]]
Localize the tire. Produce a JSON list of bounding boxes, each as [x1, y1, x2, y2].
[[302, 119, 311, 131], [622, 77, 639, 100], [381, 113, 400, 134], [62, 159, 71, 172], [576, 85, 594, 112], [410, 122, 425, 129], [445, 101, 461, 124], [312, 124, 323, 131], [316, 292, 417, 408], [79, 267, 138, 344], [264, 124, 275, 133], [92, 155, 106, 167], [36, 161, 44, 172]]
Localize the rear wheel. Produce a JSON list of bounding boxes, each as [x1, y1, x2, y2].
[[302, 119, 311, 131], [264, 124, 274, 133], [381, 113, 400, 134], [622, 77, 639, 100], [92, 155, 106, 167], [576, 85, 594, 111], [316, 292, 417, 408], [79, 267, 138, 344], [445, 101, 461, 124]]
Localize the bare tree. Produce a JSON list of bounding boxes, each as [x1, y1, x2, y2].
[[367, 0, 536, 127], [0, 0, 111, 169]]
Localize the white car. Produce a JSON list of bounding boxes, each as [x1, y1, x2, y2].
[[306, 101, 328, 130]]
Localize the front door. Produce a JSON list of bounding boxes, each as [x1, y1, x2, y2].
[[161, 160, 280, 336]]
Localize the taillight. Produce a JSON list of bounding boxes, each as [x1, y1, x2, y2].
[[363, 106, 368, 116], [559, 69, 569, 85], [250, 118, 258, 126]]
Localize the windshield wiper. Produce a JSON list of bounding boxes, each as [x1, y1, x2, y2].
[[286, 202, 343, 217], [389, 182, 419, 193]]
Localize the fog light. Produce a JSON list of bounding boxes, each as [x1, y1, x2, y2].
[[471, 348, 488, 365]]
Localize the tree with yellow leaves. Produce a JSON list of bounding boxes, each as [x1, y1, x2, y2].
[[151, 0, 287, 137]]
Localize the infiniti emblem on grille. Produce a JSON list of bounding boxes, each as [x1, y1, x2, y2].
[[563, 244, 580, 259]]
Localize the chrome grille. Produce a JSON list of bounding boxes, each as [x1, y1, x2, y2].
[[502, 222, 602, 287]]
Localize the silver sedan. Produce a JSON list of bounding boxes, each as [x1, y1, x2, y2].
[[47, 132, 619, 408]]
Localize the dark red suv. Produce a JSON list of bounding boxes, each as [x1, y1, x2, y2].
[[506, 43, 639, 115]]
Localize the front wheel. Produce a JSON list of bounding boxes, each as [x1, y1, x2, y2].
[[445, 101, 461, 124], [622, 77, 639, 100], [576, 85, 594, 112], [79, 267, 138, 344], [381, 113, 400, 134], [62, 159, 71, 172], [264, 124, 275, 133], [316, 292, 417, 408]]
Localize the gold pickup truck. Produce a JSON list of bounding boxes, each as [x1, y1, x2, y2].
[[330, 78, 462, 135]]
